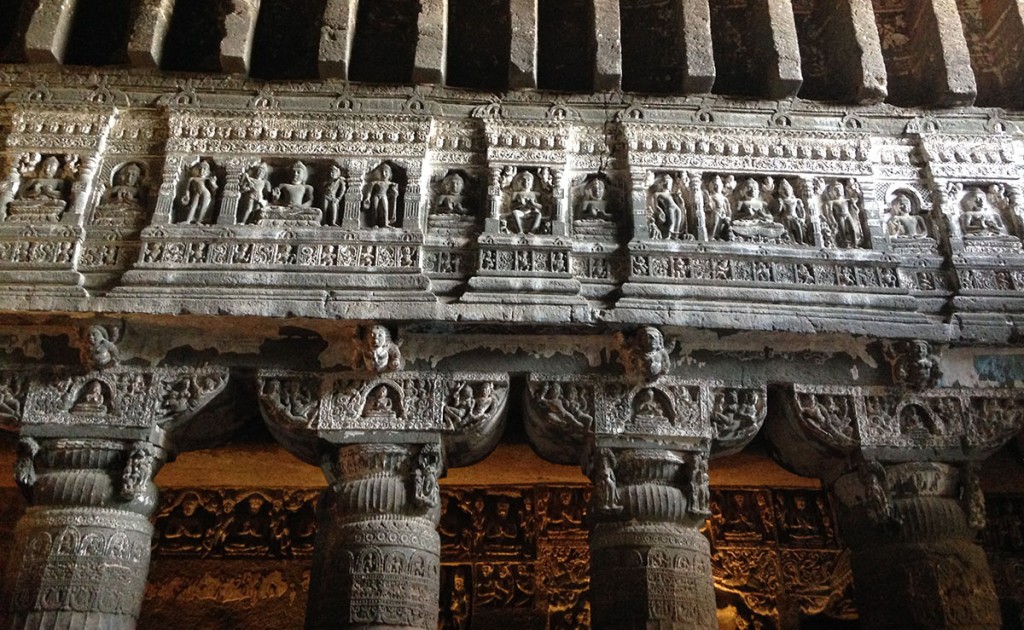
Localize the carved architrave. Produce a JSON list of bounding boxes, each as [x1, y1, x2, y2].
[[772, 384, 1024, 480], [19, 365, 227, 437], [524, 373, 766, 465], [258, 371, 509, 466]]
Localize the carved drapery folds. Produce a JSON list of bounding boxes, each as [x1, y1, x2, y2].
[[768, 383, 1024, 629], [1, 326, 229, 629], [523, 349, 766, 629]]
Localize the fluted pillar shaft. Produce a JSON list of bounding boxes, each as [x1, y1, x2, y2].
[[832, 461, 999, 629], [588, 448, 715, 630], [4, 437, 164, 630], [307, 442, 442, 630]]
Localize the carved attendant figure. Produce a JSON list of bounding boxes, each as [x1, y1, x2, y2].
[[509, 171, 545, 233], [86, 324, 120, 369], [824, 181, 863, 248], [322, 163, 346, 226], [180, 160, 219, 224], [238, 162, 271, 224], [776, 179, 807, 243], [624, 326, 672, 382], [650, 173, 685, 239], [704, 175, 732, 240], [363, 163, 400, 228], [592, 450, 622, 514]]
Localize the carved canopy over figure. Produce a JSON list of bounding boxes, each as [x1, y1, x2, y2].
[[180, 160, 219, 224], [361, 325, 403, 374], [959, 186, 1009, 236], [435, 172, 470, 215], [363, 163, 400, 228], [886, 191, 929, 239], [322, 163, 347, 226], [648, 173, 685, 239]]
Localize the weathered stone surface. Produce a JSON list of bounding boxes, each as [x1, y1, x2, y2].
[[753, 0, 802, 98], [22, 0, 77, 63], [679, 0, 715, 93], [507, 0, 537, 89], [318, 0, 358, 79], [591, 0, 621, 91], [126, 0, 176, 68], [219, 0, 260, 74], [924, 0, 978, 106], [412, 0, 447, 84], [830, 0, 887, 103]]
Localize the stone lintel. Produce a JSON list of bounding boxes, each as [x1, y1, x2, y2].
[[829, 0, 887, 104], [318, 0, 359, 79], [23, 0, 78, 64], [753, 0, 803, 98], [412, 0, 447, 84], [679, 0, 715, 93], [914, 0, 977, 106], [508, 0, 538, 89], [220, 0, 261, 74], [592, 0, 622, 91], [126, 0, 177, 68]]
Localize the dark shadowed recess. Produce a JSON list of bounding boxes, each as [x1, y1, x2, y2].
[[537, 0, 594, 92], [446, 0, 510, 91], [348, 0, 418, 84], [161, 0, 229, 73], [709, 1, 760, 97], [620, 0, 682, 94], [64, 0, 131, 66], [250, 0, 326, 80], [0, 0, 30, 62]]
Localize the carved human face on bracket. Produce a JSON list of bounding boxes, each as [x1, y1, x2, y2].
[[88, 325, 107, 346], [369, 325, 389, 348], [587, 178, 606, 200], [639, 326, 663, 352]]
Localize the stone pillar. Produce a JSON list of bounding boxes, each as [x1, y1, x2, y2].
[[765, 378, 1024, 630], [412, 0, 447, 84], [751, 0, 802, 98], [319, 0, 359, 79], [5, 437, 164, 630], [829, 0, 887, 104], [307, 442, 442, 629], [679, 0, 715, 93], [832, 461, 998, 629], [592, 0, 622, 91], [588, 448, 715, 630]]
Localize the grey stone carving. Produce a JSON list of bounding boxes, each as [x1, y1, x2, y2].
[[178, 159, 219, 224]]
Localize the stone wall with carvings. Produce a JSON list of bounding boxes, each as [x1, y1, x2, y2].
[[0, 482, 1017, 628]]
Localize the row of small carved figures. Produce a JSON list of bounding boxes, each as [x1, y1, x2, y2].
[[3, 154, 1018, 243]]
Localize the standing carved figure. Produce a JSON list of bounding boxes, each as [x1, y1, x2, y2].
[[592, 449, 623, 515], [775, 179, 807, 243], [238, 162, 272, 224], [322, 163, 346, 226], [361, 325, 403, 374], [180, 160, 219, 224], [650, 173, 685, 239], [363, 163, 400, 228], [703, 175, 733, 240], [824, 181, 863, 248]]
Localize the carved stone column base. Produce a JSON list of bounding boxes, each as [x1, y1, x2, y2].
[[590, 521, 716, 630], [6, 507, 153, 630], [834, 462, 1001, 629]]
